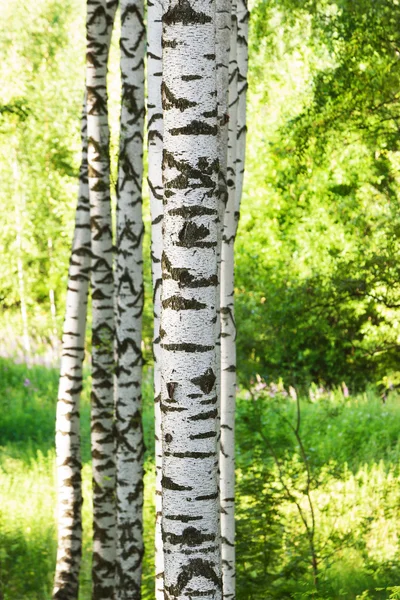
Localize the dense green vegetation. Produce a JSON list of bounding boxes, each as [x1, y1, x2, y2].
[[1, 359, 400, 599], [236, 0, 400, 389]]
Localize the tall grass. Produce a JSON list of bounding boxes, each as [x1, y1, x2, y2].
[[0, 358, 155, 600], [1, 358, 400, 598]]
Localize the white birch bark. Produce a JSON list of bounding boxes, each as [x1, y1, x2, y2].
[[161, 0, 222, 597], [235, 0, 248, 210], [147, 0, 164, 595], [53, 98, 90, 600], [215, 0, 231, 512], [115, 0, 146, 596], [219, 0, 248, 596], [86, 1, 118, 597], [219, 2, 238, 597]]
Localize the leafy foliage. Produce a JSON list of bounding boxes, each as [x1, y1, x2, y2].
[[236, 382, 400, 599], [235, 0, 400, 388]]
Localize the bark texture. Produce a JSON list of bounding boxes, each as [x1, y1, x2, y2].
[[53, 98, 90, 600], [86, 1, 118, 598], [161, 0, 222, 597], [219, 0, 248, 597], [215, 0, 231, 504], [235, 0, 248, 209], [147, 0, 164, 595], [115, 0, 146, 596]]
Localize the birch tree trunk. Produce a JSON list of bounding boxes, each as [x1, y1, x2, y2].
[[219, 0, 248, 597], [115, 0, 146, 596], [161, 0, 222, 597], [86, 1, 118, 597], [219, 5, 238, 594], [53, 99, 90, 600], [215, 0, 231, 514], [147, 0, 164, 595], [235, 0, 248, 208]]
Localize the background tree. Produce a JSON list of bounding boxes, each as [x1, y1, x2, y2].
[[115, 0, 146, 595], [53, 98, 90, 600], [85, 0, 118, 597], [147, 0, 164, 594]]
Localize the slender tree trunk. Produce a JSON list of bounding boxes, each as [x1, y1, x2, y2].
[[215, 0, 231, 537], [161, 0, 222, 597], [147, 0, 164, 595], [86, 1, 118, 598], [48, 237, 60, 362], [220, 2, 238, 598], [13, 157, 31, 364], [53, 98, 90, 600], [235, 0, 248, 208], [219, 0, 248, 597], [115, 0, 146, 597]]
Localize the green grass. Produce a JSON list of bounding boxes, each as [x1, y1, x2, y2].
[[0, 358, 155, 600], [1, 358, 400, 599]]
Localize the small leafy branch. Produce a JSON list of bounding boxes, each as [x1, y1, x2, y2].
[[249, 386, 320, 593]]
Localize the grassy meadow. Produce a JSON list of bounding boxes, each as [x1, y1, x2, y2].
[[1, 358, 400, 599]]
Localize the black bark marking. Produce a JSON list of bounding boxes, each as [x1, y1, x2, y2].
[[167, 382, 177, 399], [189, 409, 217, 421], [190, 431, 216, 440], [164, 558, 221, 596], [200, 397, 217, 405], [190, 368, 216, 394], [164, 451, 214, 458], [162, 476, 193, 491], [162, 252, 218, 288], [163, 527, 215, 546], [165, 515, 203, 522], [160, 402, 186, 413], [162, 38, 178, 48], [178, 222, 210, 247], [162, 296, 206, 310], [163, 0, 212, 26], [162, 82, 196, 111], [161, 343, 213, 352], [195, 492, 218, 501], [169, 206, 217, 217], [170, 121, 218, 136], [181, 74, 202, 81], [163, 151, 218, 194]]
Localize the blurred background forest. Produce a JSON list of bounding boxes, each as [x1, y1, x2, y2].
[[3, 0, 400, 393], [2, 0, 400, 598]]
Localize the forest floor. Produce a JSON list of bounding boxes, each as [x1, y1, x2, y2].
[[1, 358, 400, 599]]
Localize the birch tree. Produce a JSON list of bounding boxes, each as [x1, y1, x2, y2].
[[53, 99, 90, 600], [115, 0, 146, 596], [220, 0, 248, 596], [86, 1, 118, 597], [147, 0, 164, 595], [219, 4, 238, 588], [236, 0, 248, 207], [160, 0, 222, 597]]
